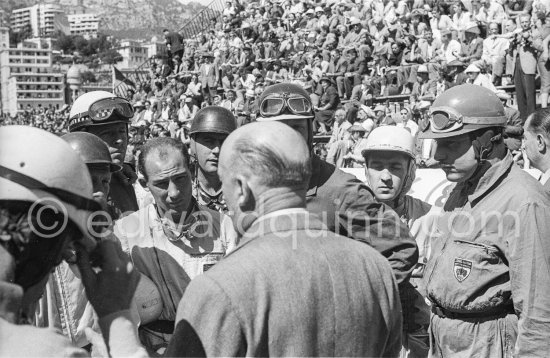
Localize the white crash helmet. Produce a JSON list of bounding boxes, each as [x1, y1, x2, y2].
[[69, 91, 133, 132], [362, 126, 417, 199], [362, 126, 416, 159], [0, 126, 99, 251]]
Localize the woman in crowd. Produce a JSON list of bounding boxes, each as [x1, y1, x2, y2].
[[430, 4, 455, 39], [452, 1, 473, 40], [185, 73, 203, 107]]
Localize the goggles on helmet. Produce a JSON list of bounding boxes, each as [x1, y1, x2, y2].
[[259, 93, 312, 118], [429, 106, 465, 133], [87, 97, 134, 121]]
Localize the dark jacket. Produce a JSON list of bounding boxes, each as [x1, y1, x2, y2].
[[306, 155, 419, 285]]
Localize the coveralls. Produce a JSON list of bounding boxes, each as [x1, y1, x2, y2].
[[424, 152, 550, 357], [114, 201, 236, 352]]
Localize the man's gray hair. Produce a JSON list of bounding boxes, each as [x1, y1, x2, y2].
[[232, 137, 311, 190]]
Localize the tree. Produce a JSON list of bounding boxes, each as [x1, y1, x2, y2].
[[100, 49, 123, 64], [80, 70, 97, 83], [9, 24, 32, 46]]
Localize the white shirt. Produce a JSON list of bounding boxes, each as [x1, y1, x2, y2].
[[443, 39, 462, 63], [471, 73, 498, 92], [482, 36, 509, 64], [398, 120, 419, 137]]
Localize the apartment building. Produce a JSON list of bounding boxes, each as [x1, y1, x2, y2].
[[10, 4, 68, 37], [0, 37, 65, 114], [68, 13, 99, 39]]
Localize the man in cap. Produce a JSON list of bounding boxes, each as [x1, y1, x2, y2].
[[69, 91, 139, 214], [419, 84, 550, 357], [458, 23, 483, 64], [255, 83, 418, 300], [343, 17, 367, 48], [0, 126, 145, 356], [114, 137, 236, 353], [523, 108, 550, 190], [362, 126, 438, 358], [303, 9, 318, 31], [198, 53, 219, 104], [190, 106, 237, 213], [411, 65, 437, 102], [447, 60, 469, 86], [465, 63, 498, 91], [164, 121, 402, 357]]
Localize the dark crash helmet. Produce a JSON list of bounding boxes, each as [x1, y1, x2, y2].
[[419, 84, 507, 139], [68, 91, 133, 132], [189, 106, 237, 137], [61, 132, 122, 172], [256, 83, 315, 147]]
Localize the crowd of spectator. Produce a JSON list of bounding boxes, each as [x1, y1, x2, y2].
[[3, 0, 545, 166], [121, 0, 541, 165]]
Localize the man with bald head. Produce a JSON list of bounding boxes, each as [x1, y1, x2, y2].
[[164, 122, 402, 357]]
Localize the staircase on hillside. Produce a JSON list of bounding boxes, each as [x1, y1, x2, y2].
[[178, 0, 225, 39], [113, 0, 224, 95]]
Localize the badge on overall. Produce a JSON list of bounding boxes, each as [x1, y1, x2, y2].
[[453, 258, 472, 282]]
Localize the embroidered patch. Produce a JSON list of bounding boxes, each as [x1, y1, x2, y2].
[[453, 258, 472, 282]]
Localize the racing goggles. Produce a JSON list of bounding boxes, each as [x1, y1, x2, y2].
[[87, 97, 134, 121], [259, 94, 312, 118], [429, 106, 466, 133]]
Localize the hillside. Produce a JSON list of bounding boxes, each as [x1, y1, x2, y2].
[[1, 0, 207, 39]]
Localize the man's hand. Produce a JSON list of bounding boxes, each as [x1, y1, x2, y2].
[[76, 238, 139, 318]]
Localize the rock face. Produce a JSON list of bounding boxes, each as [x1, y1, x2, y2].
[[3, 0, 206, 38]]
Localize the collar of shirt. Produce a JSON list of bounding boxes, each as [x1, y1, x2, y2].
[[153, 201, 199, 241], [540, 168, 550, 185], [465, 151, 514, 204]]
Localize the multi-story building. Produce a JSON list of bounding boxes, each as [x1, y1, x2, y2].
[[117, 40, 150, 70], [10, 4, 68, 37], [0, 26, 8, 49], [0, 37, 65, 115], [144, 37, 168, 59], [68, 13, 99, 39]]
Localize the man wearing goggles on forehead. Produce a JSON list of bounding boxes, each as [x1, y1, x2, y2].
[[256, 83, 418, 300], [419, 84, 550, 357], [69, 91, 139, 214]]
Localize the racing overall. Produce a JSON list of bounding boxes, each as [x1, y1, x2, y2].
[[424, 152, 550, 357], [114, 201, 237, 353]]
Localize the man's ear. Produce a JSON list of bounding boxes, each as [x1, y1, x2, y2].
[[235, 174, 255, 212], [537, 133, 547, 153]]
